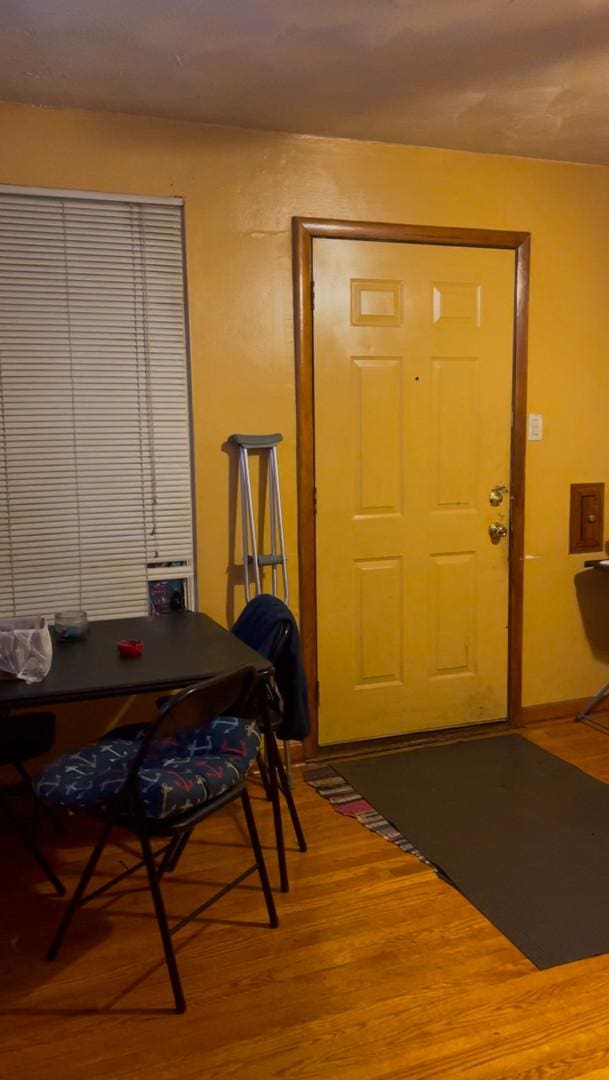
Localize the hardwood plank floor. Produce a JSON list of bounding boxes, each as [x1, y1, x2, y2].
[[2, 720, 609, 1078]]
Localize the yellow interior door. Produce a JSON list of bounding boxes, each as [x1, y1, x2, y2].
[[313, 238, 515, 745]]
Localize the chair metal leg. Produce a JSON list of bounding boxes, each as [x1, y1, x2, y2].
[[139, 829, 186, 1014], [47, 818, 113, 960], [283, 739, 294, 788], [157, 830, 192, 879], [256, 749, 272, 800], [167, 830, 193, 873], [270, 732, 307, 853], [240, 788, 278, 928], [14, 760, 63, 835], [0, 793, 65, 897], [155, 834, 182, 879], [263, 717, 289, 893]]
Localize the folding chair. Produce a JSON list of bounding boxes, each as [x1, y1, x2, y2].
[[231, 598, 309, 893], [253, 622, 307, 892], [36, 667, 278, 1013]]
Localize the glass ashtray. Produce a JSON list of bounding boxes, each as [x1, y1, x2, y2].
[[54, 610, 88, 641]]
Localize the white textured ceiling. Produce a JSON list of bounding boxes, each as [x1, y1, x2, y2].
[[2, 0, 609, 164]]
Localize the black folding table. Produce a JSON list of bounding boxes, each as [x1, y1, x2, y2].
[[0, 611, 271, 711]]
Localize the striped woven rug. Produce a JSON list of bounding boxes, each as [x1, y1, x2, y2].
[[304, 762, 432, 867]]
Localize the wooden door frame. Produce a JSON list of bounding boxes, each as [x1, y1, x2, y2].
[[292, 216, 531, 758]]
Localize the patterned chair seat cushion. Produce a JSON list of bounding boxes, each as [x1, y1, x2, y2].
[[35, 715, 261, 821]]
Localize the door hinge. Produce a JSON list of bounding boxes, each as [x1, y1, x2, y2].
[[311, 279, 315, 310], [315, 680, 320, 709], [313, 486, 318, 515]]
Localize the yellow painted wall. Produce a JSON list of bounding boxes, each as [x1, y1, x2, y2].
[[2, 99, 609, 727]]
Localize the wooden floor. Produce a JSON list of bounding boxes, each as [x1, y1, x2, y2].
[[3, 720, 609, 1078]]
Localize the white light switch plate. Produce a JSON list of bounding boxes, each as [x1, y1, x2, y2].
[[528, 413, 543, 441]]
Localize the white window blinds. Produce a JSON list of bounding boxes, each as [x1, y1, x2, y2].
[[0, 189, 195, 620]]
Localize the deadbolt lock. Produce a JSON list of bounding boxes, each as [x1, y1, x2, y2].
[[489, 484, 509, 507], [489, 522, 509, 544]]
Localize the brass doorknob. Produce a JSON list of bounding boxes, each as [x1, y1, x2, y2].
[[489, 484, 509, 507], [489, 522, 508, 544]]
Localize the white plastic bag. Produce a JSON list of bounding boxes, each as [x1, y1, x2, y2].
[[0, 617, 53, 683]]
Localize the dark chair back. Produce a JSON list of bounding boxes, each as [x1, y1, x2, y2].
[[231, 595, 310, 741], [263, 622, 290, 714], [266, 620, 290, 666]]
